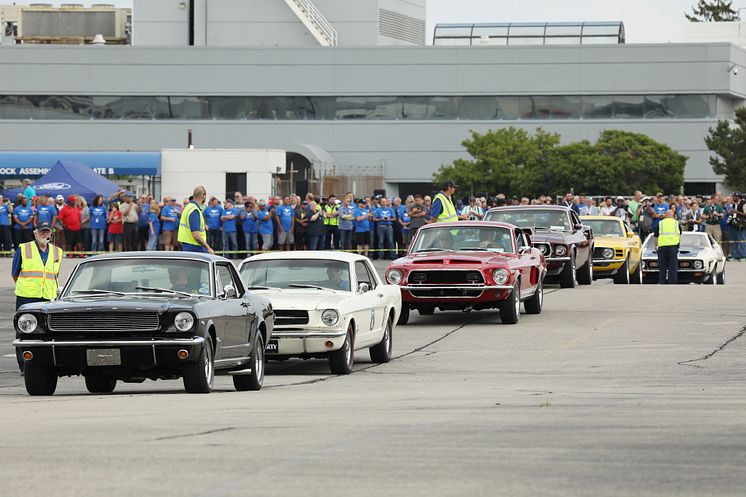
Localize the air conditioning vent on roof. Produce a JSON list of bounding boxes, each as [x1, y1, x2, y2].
[[379, 9, 425, 45]]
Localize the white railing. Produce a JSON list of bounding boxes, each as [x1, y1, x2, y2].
[[284, 0, 338, 46]]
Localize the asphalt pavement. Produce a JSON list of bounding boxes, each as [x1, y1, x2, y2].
[[1, 256, 745, 497]]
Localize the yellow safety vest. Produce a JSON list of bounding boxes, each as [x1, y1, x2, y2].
[[324, 204, 339, 226], [15, 242, 63, 300], [178, 202, 207, 247], [657, 217, 681, 247], [434, 192, 458, 223]]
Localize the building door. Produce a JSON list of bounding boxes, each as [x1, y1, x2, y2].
[[226, 173, 247, 200]]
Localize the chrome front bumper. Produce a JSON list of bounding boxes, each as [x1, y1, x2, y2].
[[400, 285, 513, 291], [268, 329, 348, 355], [13, 337, 205, 347]]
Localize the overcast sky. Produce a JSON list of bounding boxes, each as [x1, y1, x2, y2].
[[35, 0, 745, 43]]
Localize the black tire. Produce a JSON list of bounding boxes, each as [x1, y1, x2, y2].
[[630, 259, 642, 284], [559, 253, 577, 288], [577, 253, 593, 285], [329, 324, 355, 375], [370, 316, 393, 363], [717, 267, 725, 285], [85, 374, 116, 394], [523, 280, 543, 315], [613, 258, 630, 285], [498, 283, 520, 325], [24, 363, 57, 396], [233, 332, 264, 391], [706, 270, 718, 285], [183, 337, 214, 393], [418, 305, 434, 316], [397, 305, 410, 326]]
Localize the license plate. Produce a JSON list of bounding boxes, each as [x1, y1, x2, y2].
[[86, 349, 121, 366], [265, 340, 279, 354]]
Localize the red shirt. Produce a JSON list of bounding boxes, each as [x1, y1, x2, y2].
[[108, 210, 123, 234], [58, 205, 81, 231]]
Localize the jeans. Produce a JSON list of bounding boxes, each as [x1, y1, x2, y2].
[[324, 226, 339, 250], [207, 229, 223, 252], [369, 228, 378, 259], [309, 234, 323, 250], [731, 227, 746, 259], [91, 229, 106, 252], [339, 229, 353, 251], [377, 224, 394, 259], [260, 233, 273, 251], [146, 232, 159, 251], [658, 245, 678, 284], [244, 232, 258, 253], [222, 231, 237, 258], [123, 223, 138, 251]]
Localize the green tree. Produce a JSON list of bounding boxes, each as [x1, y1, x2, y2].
[[686, 0, 739, 22], [704, 107, 746, 190]]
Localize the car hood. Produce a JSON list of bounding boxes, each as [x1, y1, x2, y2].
[[391, 250, 517, 267], [643, 247, 707, 259], [249, 289, 351, 310], [529, 230, 570, 243], [593, 236, 628, 248], [17, 297, 195, 314]]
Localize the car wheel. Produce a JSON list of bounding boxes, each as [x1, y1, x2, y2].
[[707, 270, 718, 285], [498, 283, 520, 325], [613, 258, 630, 284], [85, 374, 116, 394], [183, 337, 214, 393], [24, 363, 57, 396], [418, 305, 434, 315], [397, 305, 410, 326], [717, 267, 725, 285], [329, 324, 355, 375], [370, 315, 393, 363], [630, 260, 642, 284], [577, 253, 593, 285], [523, 279, 543, 315], [234, 332, 264, 391], [559, 253, 577, 288]]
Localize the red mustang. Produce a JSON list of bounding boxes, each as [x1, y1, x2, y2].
[[385, 222, 547, 325]]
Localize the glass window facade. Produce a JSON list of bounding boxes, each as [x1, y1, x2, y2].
[[433, 21, 625, 46], [0, 94, 716, 121]]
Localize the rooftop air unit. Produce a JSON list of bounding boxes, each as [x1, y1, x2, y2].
[[17, 5, 129, 44]]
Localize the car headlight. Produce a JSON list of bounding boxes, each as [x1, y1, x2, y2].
[[386, 269, 403, 285], [554, 245, 568, 257], [538, 244, 549, 255], [17, 314, 38, 334], [641, 261, 647, 269], [174, 312, 195, 332], [493, 268, 510, 285], [321, 309, 339, 327], [602, 248, 614, 259], [694, 260, 704, 270]]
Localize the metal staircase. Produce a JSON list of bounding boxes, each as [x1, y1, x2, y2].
[[283, 0, 338, 46]]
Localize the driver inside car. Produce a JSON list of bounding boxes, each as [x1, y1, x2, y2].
[[168, 266, 203, 294], [326, 265, 351, 291]]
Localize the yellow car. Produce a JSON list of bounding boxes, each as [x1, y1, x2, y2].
[[580, 216, 642, 284]]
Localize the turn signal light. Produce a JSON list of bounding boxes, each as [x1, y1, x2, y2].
[[177, 349, 189, 360], [325, 341, 334, 348], [22, 351, 33, 361]]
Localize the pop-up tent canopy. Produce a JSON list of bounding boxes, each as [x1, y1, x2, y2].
[[4, 161, 120, 203]]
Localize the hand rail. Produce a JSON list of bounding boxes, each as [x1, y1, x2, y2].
[[288, 0, 338, 46]]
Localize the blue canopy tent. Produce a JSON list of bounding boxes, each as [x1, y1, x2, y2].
[[4, 161, 120, 203]]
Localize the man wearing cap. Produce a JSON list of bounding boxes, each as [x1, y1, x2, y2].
[[11, 221, 63, 371], [430, 180, 459, 223], [178, 186, 214, 254], [654, 210, 681, 284]]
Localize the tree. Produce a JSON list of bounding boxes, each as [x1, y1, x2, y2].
[[686, 0, 739, 22], [704, 107, 746, 190]]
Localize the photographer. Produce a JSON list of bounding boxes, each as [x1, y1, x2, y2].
[[637, 197, 654, 241], [702, 196, 724, 243], [729, 192, 746, 260]]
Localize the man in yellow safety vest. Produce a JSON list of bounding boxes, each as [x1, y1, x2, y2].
[[654, 209, 681, 284], [431, 180, 459, 223], [178, 186, 214, 254], [12, 221, 63, 371]]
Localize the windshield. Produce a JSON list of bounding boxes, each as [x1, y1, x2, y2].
[[485, 209, 571, 231], [240, 259, 351, 291], [643, 233, 710, 252], [411, 226, 514, 253], [65, 259, 211, 297], [583, 219, 625, 237]]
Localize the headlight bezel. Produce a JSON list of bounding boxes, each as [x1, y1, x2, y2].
[[554, 245, 568, 257], [386, 269, 403, 285], [492, 268, 510, 285], [17, 313, 38, 334], [693, 260, 704, 270], [321, 309, 340, 327], [602, 248, 615, 260], [173, 312, 195, 332]]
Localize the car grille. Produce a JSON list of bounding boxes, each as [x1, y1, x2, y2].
[[273, 310, 310, 326], [407, 270, 485, 285], [410, 289, 484, 298], [48, 312, 161, 332]]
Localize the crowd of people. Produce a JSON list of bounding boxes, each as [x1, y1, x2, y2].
[[1, 180, 745, 261]]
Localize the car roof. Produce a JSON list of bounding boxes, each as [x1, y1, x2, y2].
[[487, 205, 571, 213], [241, 250, 370, 264], [418, 221, 516, 230], [83, 251, 225, 263]]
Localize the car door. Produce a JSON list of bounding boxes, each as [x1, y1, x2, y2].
[[215, 263, 250, 360], [625, 223, 642, 268], [515, 229, 540, 292], [570, 210, 591, 265], [352, 260, 383, 348]]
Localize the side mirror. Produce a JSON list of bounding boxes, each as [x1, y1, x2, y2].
[[626, 231, 635, 238], [222, 284, 237, 299], [574, 223, 584, 230], [357, 282, 370, 294]]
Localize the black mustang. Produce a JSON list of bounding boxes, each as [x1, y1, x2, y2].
[[14, 252, 274, 395]]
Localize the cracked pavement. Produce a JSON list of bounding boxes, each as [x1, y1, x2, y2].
[[0, 259, 745, 497]]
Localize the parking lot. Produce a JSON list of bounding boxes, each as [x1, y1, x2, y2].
[[2, 258, 746, 497]]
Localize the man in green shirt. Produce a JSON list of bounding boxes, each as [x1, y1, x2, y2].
[[628, 191, 642, 229], [702, 195, 724, 243]]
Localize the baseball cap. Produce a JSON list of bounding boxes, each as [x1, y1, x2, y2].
[[55, 195, 64, 201], [258, 198, 267, 206], [616, 196, 625, 201], [35, 221, 52, 232], [66, 195, 76, 203], [734, 191, 743, 198], [442, 180, 458, 190]]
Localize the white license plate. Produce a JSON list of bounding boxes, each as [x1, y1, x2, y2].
[[86, 349, 121, 366]]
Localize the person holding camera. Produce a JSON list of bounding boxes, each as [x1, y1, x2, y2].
[[729, 192, 746, 260], [702, 196, 724, 243]]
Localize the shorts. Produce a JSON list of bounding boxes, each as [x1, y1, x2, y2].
[[108, 233, 123, 245], [355, 231, 370, 246], [161, 230, 176, 248], [277, 229, 294, 245]]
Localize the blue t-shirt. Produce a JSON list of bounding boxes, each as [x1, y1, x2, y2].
[[90, 206, 107, 230], [148, 212, 160, 235], [397, 205, 407, 221], [400, 209, 411, 233], [14, 206, 33, 229], [258, 208, 273, 235], [137, 203, 150, 228], [35, 204, 57, 225], [241, 210, 258, 234], [204, 205, 224, 230], [430, 198, 444, 220], [0, 203, 11, 226], [652, 203, 668, 230], [221, 208, 237, 233], [188, 203, 202, 232], [161, 205, 179, 231], [276, 205, 294, 231], [354, 207, 371, 232], [375, 207, 396, 226], [339, 205, 354, 231]]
